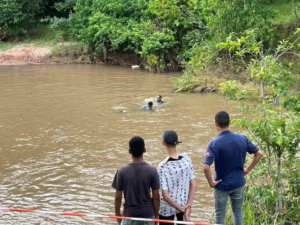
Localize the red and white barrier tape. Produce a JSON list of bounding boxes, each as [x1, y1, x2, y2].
[[0, 208, 216, 225]]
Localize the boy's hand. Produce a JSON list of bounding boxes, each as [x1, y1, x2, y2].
[[154, 216, 158, 225], [117, 219, 121, 225], [244, 168, 250, 176], [178, 205, 188, 213], [184, 206, 192, 221], [209, 179, 222, 188]]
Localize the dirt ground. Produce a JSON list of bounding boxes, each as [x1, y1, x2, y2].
[[0, 45, 53, 65], [0, 44, 142, 66]]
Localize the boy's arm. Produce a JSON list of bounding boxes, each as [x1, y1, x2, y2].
[[184, 179, 197, 221], [203, 165, 222, 188], [162, 190, 188, 212], [187, 179, 197, 206], [203, 144, 221, 188], [158, 165, 187, 213], [152, 189, 160, 223], [244, 149, 264, 176], [187, 157, 197, 207], [114, 190, 122, 225]]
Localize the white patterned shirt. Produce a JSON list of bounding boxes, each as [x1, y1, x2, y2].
[[158, 153, 195, 216]]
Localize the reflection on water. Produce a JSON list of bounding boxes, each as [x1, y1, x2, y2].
[[0, 65, 241, 224]]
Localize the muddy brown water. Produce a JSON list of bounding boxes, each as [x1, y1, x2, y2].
[[0, 65, 242, 224]]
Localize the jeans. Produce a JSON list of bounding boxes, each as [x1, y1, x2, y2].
[[214, 186, 244, 225], [159, 212, 183, 225], [121, 215, 155, 225]]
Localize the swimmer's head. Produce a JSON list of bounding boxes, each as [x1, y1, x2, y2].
[[148, 101, 153, 109], [156, 95, 162, 102]]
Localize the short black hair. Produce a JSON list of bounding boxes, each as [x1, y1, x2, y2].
[[129, 136, 145, 158], [215, 111, 230, 128], [148, 101, 153, 106]]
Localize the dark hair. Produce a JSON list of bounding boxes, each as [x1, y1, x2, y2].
[[163, 130, 178, 147], [158, 95, 162, 98], [148, 101, 153, 106], [129, 136, 145, 158], [215, 111, 230, 128]]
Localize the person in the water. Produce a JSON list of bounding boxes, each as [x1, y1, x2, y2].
[[156, 95, 164, 104], [143, 101, 153, 111]]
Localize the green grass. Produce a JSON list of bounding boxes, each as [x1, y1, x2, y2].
[[51, 42, 89, 58], [266, 0, 298, 24], [0, 42, 16, 51], [0, 25, 69, 52], [0, 39, 56, 52]]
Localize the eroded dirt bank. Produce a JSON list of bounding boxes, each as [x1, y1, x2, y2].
[[0, 45, 53, 65], [0, 44, 142, 66]]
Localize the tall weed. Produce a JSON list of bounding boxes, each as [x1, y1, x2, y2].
[[51, 42, 90, 59]]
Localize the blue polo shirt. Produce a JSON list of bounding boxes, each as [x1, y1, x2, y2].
[[203, 130, 258, 192]]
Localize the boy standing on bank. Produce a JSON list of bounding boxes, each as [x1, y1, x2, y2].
[[158, 130, 197, 224], [203, 111, 263, 225], [112, 136, 160, 225]]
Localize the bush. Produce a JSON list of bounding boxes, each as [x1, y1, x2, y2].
[[0, 0, 41, 40], [172, 72, 225, 93], [203, 0, 273, 40], [51, 42, 89, 58], [225, 29, 300, 224], [73, 0, 205, 70], [49, 15, 76, 42], [219, 80, 261, 101]]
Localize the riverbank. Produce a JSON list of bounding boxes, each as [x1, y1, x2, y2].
[[0, 42, 91, 65], [0, 42, 142, 66]]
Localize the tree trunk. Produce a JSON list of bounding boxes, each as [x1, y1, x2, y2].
[[102, 46, 107, 64], [267, 145, 272, 179], [261, 81, 265, 102], [294, 0, 300, 23], [276, 154, 283, 212]]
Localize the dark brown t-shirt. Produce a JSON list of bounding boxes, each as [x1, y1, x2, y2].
[[112, 162, 160, 218]]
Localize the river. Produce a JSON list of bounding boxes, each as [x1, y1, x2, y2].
[[0, 65, 241, 224]]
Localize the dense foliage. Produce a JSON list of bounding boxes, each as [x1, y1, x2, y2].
[[0, 0, 41, 39], [72, 0, 206, 71], [0, 0, 77, 40], [218, 29, 300, 224], [1, 0, 279, 69], [72, 0, 276, 70]]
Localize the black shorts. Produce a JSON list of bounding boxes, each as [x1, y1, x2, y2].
[[159, 212, 184, 225]]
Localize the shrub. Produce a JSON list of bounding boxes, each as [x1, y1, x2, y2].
[[0, 0, 41, 40], [203, 0, 273, 40], [219, 80, 261, 101], [51, 42, 89, 58], [73, 0, 205, 70], [49, 15, 76, 41], [172, 72, 225, 93]]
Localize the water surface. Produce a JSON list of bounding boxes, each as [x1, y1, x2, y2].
[[0, 65, 241, 224]]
